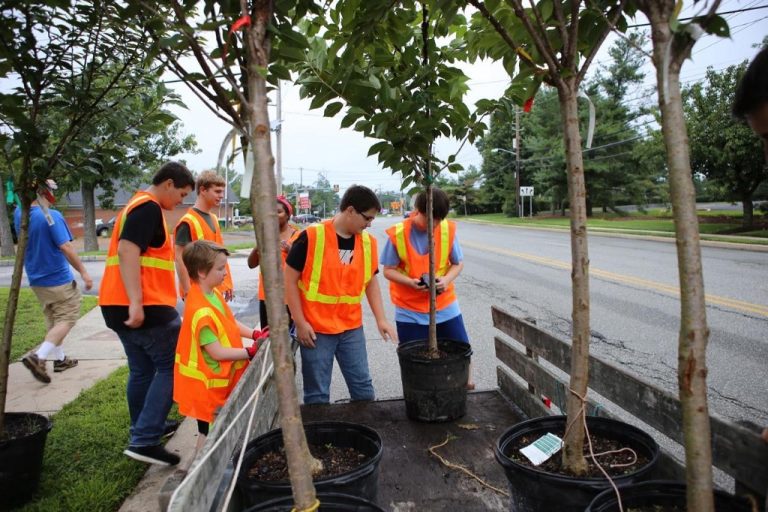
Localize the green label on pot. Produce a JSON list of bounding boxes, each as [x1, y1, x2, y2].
[[520, 433, 562, 465]]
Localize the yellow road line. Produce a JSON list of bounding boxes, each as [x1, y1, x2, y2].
[[463, 240, 768, 318]]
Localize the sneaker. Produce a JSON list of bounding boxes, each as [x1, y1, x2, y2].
[[53, 356, 78, 373], [21, 352, 51, 384], [123, 445, 180, 466], [162, 419, 181, 439]]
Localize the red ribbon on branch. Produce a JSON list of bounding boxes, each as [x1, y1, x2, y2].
[[222, 15, 252, 61], [523, 97, 534, 113]]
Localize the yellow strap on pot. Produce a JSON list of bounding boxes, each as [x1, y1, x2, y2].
[[291, 499, 320, 512]]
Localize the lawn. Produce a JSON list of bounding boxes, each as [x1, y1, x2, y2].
[[0, 288, 98, 361], [467, 211, 768, 241], [0, 287, 180, 511]]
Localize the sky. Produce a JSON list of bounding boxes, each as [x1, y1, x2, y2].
[[166, 2, 768, 199]]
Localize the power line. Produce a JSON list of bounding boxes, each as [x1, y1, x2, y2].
[[626, 5, 768, 28]]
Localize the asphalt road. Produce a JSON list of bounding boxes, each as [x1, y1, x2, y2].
[[3, 218, 766, 427]]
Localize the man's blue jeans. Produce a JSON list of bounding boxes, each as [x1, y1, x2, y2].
[[116, 317, 180, 447], [300, 326, 374, 404]]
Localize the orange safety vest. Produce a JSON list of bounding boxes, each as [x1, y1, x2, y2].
[[176, 209, 234, 297], [173, 283, 247, 423], [298, 220, 376, 335], [258, 227, 300, 301], [385, 218, 457, 313], [98, 191, 177, 307]]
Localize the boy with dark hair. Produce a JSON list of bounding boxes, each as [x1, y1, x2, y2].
[[175, 240, 266, 453], [175, 170, 234, 301], [284, 185, 397, 404], [99, 161, 195, 466], [381, 187, 474, 389], [733, 46, 768, 160]]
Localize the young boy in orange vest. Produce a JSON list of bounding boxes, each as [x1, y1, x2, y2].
[[174, 240, 268, 452], [381, 188, 474, 389], [174, 170, 235, 301], [284, 185, 397, 404]]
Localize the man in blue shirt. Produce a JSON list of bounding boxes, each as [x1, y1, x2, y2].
[[14, 179, 93, 384]]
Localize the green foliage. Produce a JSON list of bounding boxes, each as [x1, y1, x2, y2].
[[295, 1, 485, 185], [0, 1, 155, 201], [0, 288, 97, 361], [684, 62, 767, 226]]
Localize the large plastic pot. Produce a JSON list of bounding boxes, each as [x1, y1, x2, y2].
[[245, 492, 385, 511], [236, 422, 382, 508], [0, 412, 52, 508], [495, 415, 660, 512], [587, 480, 754, 511], [397, 338, 472, 422]]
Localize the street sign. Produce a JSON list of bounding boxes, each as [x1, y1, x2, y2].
[[520, 186, 534, 197]]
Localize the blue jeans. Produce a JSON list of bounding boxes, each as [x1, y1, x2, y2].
[[396, 313, 470, 345], [116, 316, 180, 447], [300, 326, 374, 404]]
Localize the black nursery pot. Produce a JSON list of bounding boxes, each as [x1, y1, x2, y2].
[[494, 415, 660, 512], [586, 480, 755, 512], [245, 492, 385, 512], [0, 412, 52, 508], [397, 338, 472, 422], [236, 422, 383, 508]]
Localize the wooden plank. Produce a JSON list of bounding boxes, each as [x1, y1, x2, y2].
[[165, 347, 282, 512], [497, 366, 551, 419], [495, 336, 610, 418], [492, 306, 768, 496]]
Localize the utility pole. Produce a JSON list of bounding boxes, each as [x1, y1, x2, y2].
[[514, 107, 521, 218]]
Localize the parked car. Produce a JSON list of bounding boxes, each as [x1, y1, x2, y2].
[[96, 216, 115, 237], [293, 214, 321, 224], [232, 215, 253, 227]]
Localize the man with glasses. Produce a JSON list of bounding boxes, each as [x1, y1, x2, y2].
[[284, 185, 397, 404]]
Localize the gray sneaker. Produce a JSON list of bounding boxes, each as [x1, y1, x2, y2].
[[53, 356, 78, 373], [21, 352, 51, 384]]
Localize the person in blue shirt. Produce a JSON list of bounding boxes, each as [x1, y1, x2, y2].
[[14, 179, 93, 384], [381, 188, 474, 389]]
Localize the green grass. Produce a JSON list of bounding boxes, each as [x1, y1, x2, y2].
[[0, 288, 98, 361], [466, 212, 768, 241], [16, 367, 183, 512], [226, 242, 256, 251]]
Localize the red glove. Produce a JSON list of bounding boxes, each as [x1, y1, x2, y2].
[[252, 326, 269, 341], [246, 342, 258, 359]]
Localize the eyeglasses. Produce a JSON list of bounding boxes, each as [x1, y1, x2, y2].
[[355, 209, 375, 222]]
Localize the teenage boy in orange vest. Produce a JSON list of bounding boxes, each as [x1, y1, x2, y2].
[[174, 240, 267, 453], [99, 162, 195, 466], [381, 188, 474, 389], [174, 170, 234, 301], [284, 185, 397, 404]]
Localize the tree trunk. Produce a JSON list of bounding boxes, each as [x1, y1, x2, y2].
[[558, 81, 590, 476], [245, 3, 317, 509], [0, 177, 15, 258], [641, 3, 715, 510], [426, 181, 438, 356], [82, 182, 99, 252], [0, 198, 31, 434], [741, 194, 753, 229]]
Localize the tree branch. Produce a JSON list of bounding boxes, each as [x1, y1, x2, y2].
[[505, 0, 563, 87], [577, 0, 628, 84]]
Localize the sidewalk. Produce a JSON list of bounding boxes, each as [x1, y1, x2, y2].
[[7, 306, 199, 511]]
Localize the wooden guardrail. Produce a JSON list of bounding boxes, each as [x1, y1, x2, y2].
[[492, 305, 767, 506]]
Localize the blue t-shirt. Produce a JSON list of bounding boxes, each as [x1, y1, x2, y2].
[[14, 206, 74, 287], [380, 225, 463, 325]]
